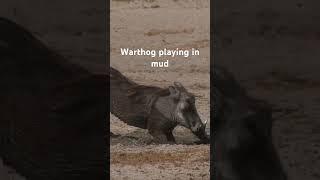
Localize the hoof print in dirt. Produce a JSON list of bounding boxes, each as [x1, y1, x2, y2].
[[213, 65, 287, 180], [110, 67, 209, 144]]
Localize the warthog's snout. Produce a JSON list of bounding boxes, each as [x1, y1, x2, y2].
[[191, 123, 202, 132], [149, 81, 209, 143], [192, 119, 209, 143], [191, 119, 208, 132]]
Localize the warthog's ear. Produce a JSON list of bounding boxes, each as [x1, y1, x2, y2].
[[169, 86, 180, 99], [174, 82, 183, 87], [173, 82, 186, 91], [169, 86, 177, 95]]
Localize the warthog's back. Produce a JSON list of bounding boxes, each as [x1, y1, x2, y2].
[[0, 17, 106, 180], [110, 67, 163, 129]]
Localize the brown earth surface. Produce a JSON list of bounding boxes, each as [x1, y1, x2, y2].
[[110, 0, 210, 179]]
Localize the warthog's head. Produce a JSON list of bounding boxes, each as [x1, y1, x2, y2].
[[154, 82, 209, 142]]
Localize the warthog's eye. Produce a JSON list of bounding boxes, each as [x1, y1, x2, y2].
[[186, 97, 195, 104]]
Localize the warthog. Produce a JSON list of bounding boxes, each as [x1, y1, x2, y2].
[[110, 67, 209, 143], [0, 17, 106, 179], [213, 65, 287, 180]]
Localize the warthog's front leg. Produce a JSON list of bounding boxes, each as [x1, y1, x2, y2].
[[148, 129, 175, 144], [165, 131, 176, 143], [148, 129, 167, 143]]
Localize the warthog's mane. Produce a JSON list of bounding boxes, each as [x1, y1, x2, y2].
[[127, 85, 170, 117], [110, 67, 172, 118]]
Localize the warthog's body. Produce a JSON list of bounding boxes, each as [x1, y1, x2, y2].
[[110, 67, 209, 143], [0, 17, 106, 179], [213, 65, 287, 180]]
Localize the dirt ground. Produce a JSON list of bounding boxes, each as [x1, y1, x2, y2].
[[110, 0, 210, 179]]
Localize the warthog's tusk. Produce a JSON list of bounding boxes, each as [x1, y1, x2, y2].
[[204, 119, 208, 127]]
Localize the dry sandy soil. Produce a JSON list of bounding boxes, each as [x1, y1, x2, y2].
[[110, 0, 210, 179]]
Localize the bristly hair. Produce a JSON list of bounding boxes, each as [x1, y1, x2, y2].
[[126, 84, 170, 117], [109, 67, 176, 119]]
